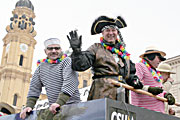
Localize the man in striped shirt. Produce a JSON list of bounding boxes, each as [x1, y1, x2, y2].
[[131, 46, 175, 113], [20, 38, 80, 119]]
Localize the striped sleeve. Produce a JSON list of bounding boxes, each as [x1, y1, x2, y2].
[[27, 66, 43, 98], [61, 57, 79, 96], [135, 63, 145, 82]]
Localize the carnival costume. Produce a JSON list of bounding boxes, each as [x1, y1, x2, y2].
[[131, 47, 175, 113], [68, 15, 143, 101], [131, 59, 166, 113], [27, 56, 80, 120]]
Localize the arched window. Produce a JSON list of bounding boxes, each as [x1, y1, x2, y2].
[[18, 21, 21, 28], [19, 55, 23, 66], [5, 54, 8, 64], [83, 80, 87, 88], [0, 108, 11, 115], [13, 94, 18, 106]]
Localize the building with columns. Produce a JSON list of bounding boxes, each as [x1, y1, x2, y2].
[[0, 0, 36, 113], [164, 55, 180, 117]]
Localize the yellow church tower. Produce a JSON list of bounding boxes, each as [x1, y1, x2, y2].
[[0, 0, 36, 113]]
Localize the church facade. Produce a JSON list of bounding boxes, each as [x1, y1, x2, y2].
[[164, 55, 180, 117], [0, 0, 36, 113]]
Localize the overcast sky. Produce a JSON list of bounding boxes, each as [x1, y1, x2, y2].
[[0, 0, 180, 72]]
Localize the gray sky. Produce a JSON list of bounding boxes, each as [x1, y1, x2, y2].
[[0, 0, 180, 72]]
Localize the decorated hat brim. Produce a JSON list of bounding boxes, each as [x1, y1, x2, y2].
[[140, 51, 166, 58], [91, 15, 127, 35], [156, 69, 176, 74]]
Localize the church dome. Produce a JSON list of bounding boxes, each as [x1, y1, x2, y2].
[[15, 0, 34, 11]]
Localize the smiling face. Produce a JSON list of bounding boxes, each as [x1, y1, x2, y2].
[[44, 44, 62, 60], [102, 27, 118, 44]]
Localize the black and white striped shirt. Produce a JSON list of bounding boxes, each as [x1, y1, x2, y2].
[[27, 57, 80, 106]]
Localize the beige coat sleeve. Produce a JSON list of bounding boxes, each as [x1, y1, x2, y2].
[[163, 81, 172, 92]]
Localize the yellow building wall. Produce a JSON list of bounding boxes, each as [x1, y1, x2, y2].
[[0, 6, 36, 113], [78, 69, 93, 89]]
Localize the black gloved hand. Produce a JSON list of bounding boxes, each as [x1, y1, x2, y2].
[[126, 75, 143, 89], [67, 30, 82, 51], [148, 87, 163, 95], [164, 93, 175, 105]]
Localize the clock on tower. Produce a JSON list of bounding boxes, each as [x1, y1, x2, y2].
[[20, 43, 28, 53], [0, 0, 37, 114]]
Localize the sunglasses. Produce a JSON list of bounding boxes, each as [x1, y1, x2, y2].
[[47, 47, 61, 50]]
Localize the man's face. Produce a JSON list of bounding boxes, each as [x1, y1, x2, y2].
[[160, 72, 170, 82], [149, 55, 162, 68], [102, 27, 118, 44], [45, 44, 62, 60]]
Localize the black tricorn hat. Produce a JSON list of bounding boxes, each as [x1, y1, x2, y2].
[[91, 15, 127, 35]]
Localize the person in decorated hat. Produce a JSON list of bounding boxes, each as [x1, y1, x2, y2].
[[20, 38, 80, 120], [157, 63, 176, 115], [131, 46, 175, 113], [67, 15, 143, 102], [157, 63, 175, 92]]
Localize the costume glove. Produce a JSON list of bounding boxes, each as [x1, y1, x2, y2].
[[148, 87, 163, 95], [126, 75, 143, 89], [164, 93, 175, 105], [67, 30, 82, 52]]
